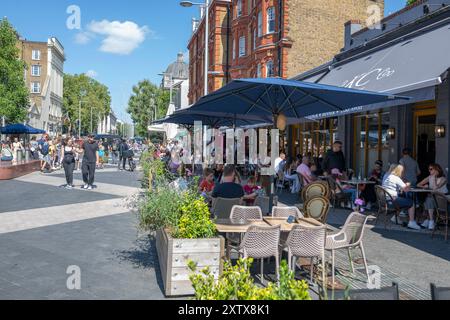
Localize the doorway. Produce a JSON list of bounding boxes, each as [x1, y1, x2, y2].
[[413, 109, 436, 182]]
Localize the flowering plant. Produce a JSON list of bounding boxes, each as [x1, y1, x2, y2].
[[354, 198, 365, 213]]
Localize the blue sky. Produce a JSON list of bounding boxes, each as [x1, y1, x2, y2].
[[2, 0, 406, 122]]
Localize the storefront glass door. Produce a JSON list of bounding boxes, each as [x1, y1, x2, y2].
[[414, 109, 436, 182]]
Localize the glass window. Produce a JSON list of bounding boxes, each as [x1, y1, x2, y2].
[[32, 50, 41, 60], [257, 11, 262, 37], [239, 36, 246, 57], [256, 63, 261, 78], [31, 82, 41, 93], [253, 29, 256, 50], [237, 0, 243, 17], [266, 60, 274, 77], [267, 7, 275, 33], [31, 65, 41, 76], [232, 37, 236, 60]]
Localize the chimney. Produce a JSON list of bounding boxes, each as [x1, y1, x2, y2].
[[177, 52, 184, 63], [344, 20, 363, 48]]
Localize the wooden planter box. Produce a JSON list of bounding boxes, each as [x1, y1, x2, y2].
[[156, 229, 225, 297]]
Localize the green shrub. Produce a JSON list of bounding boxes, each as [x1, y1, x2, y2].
[[188, 258, 311, 300]]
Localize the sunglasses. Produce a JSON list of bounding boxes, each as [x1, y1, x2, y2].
[[429, 168, 435, 171]]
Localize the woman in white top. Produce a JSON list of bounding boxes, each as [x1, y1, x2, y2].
[[12, 138, 23, 163], [382, 164, 421, 230], [417, 163, 448, 230], [283, 159, 301, 193]]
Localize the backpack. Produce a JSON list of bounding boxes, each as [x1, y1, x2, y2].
[[40, 141, 49, 156]]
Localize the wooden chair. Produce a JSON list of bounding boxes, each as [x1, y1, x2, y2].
[[432, 192, 449, 241], [303, 196, 331, 224]]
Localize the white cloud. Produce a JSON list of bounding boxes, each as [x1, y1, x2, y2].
[[86, 20, 151, 55], [86, 70, 98, 78], [74, 32, 93, 45]]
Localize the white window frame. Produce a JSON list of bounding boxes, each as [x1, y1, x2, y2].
[[257, 11, 262, 37], [31, 65, 41, 77], [32, 50, 41, 61], [266, 60, 274, 77], [232, 37, 236, 60], [31, 82, 41, 94], [239, 36, 246, 57], [267, 7, 275, 34], [237, 0, 243, 17]]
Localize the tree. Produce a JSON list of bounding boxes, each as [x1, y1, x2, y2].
[[127, 80, 169, 137], [0, 18, 29, 124], [406, 0, 419, 6], [63, 73, 111, 136]]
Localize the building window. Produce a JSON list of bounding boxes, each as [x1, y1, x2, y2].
[[253, 29, 256, 50], [257, 11, 262, 37], [31, 65, 41, 76], [266, 60, 274, 77], [237, 0, 243, 17], [31, 82, 41, 93], [267, 7, 275, 34], [257, 64, 262, 78], [239, 36, 246, 57], [232, 37, 236, 60], [32, 50, 41, 61]]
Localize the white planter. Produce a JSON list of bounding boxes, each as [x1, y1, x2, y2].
[[156, 229, 224, 296]]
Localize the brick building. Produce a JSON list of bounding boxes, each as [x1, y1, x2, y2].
[[187, 0, 384, 104]]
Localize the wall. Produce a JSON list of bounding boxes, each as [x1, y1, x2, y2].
[[436, 81, 450, 173]]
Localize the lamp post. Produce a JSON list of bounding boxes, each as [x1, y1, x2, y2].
[[180, 0, 209, 96]]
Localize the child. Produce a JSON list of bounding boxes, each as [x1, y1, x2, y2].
[[243, 176, 260, 206], [98, 145, 105, 169], [199, 168, 215, 194]]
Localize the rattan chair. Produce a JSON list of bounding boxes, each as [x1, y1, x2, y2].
[[272, 206, 304, 219], [281, 225, 327, 285], [302, 181, 329, 202], [348, 282, 399, 300], [226, 206, 263, 259], [432, 192, 449, 241], [326, 176, 352, 209], [303, 196, 330, 224], [239, 224, 281, 283], [374, 185, 401, 228], [325, 212, 374, 286], [211, 197, 243, 219], [430, 283, 450, 300]]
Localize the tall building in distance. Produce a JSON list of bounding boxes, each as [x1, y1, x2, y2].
[[19, 37, 65, 135], [187, 0, 384, 104]]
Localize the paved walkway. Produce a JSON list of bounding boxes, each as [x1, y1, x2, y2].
[[0, 166, 165, 300]]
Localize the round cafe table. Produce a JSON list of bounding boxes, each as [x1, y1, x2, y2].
[[408, 187, 434, 220], [341, 179, 375, 199]]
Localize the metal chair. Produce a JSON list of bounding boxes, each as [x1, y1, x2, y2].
[[281, 225, 327, 285], [272, 206, 304, 219], [374, 185, 401, 228], [226, 206, 263, 259], [432, 192, 449, 241], [254, 195, 278, 215], [239, 224, 281, 283], [211, 197, 242, 219], [325, 212, 374, 286], [430, 283, 450, 300], [276, 171, 289, 193], [347, 282, 399, 300], [304, 196, 330, 224], [326, 176, 352, 209]]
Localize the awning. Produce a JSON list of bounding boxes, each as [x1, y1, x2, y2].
[[303, 20, 450, 111]]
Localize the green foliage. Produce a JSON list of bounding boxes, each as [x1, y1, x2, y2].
[[173, 197, 216, 239], [406, 0, 419, 5], [189, 258, 311, 300], [0, 19, 29, 123], [126, 80, 170, 137], [63, 73, 111, 135]]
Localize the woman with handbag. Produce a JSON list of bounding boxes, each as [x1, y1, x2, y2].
[[61, 138, 76, 189]]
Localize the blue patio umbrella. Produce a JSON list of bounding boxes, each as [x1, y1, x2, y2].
[[153, 109, 272, 128], [0, 124, 46, 135], [186, 78, 410, 125]]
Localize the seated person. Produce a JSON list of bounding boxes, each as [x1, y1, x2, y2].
[[360, 160, 384, 207], [199, 168, 215, 194], [243, 176, 260, 205], [382, 164, 421, 230], [212, 165, 254, 202], [417, 163, 448, 230], [331, 168, 357, 209], [283, 159, 301, 194], [296, 156, 316, 187]]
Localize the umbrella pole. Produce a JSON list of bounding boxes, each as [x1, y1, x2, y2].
[[268, 114, 278, 214]]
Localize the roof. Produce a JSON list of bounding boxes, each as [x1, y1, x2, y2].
[[165, 53, 188, 80]]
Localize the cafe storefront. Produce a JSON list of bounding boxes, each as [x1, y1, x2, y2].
[[292, 7, 450, 178]]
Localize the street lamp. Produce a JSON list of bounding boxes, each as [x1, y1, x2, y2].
[[180, 0, 209, 96]]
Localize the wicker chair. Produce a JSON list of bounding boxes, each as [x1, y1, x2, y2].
[[272, 206, 304, 219], [325, 212, 374, 286], [281, 225, 327, 285], [325, 176, 352, 209], [432, 192, 449, 241], [374, 186, 401, 228], [226, 206, 263, 259], [239, 224, 281, 283], [211, 197, 243, 219], [302, 181, 329, 202], [430, 283, 450, 300], [303, 196, 330, 224]]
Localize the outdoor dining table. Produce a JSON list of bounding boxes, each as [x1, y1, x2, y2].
[[341, 179, 375, 199], [408, 187, 434, 219]]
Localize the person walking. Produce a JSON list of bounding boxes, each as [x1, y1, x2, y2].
[[61, 138, 76, 189], [38, 134, 51, 172], [30, 136, 39, 160], [81, 134, 99, 190], [118, 139, 129, 171]]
